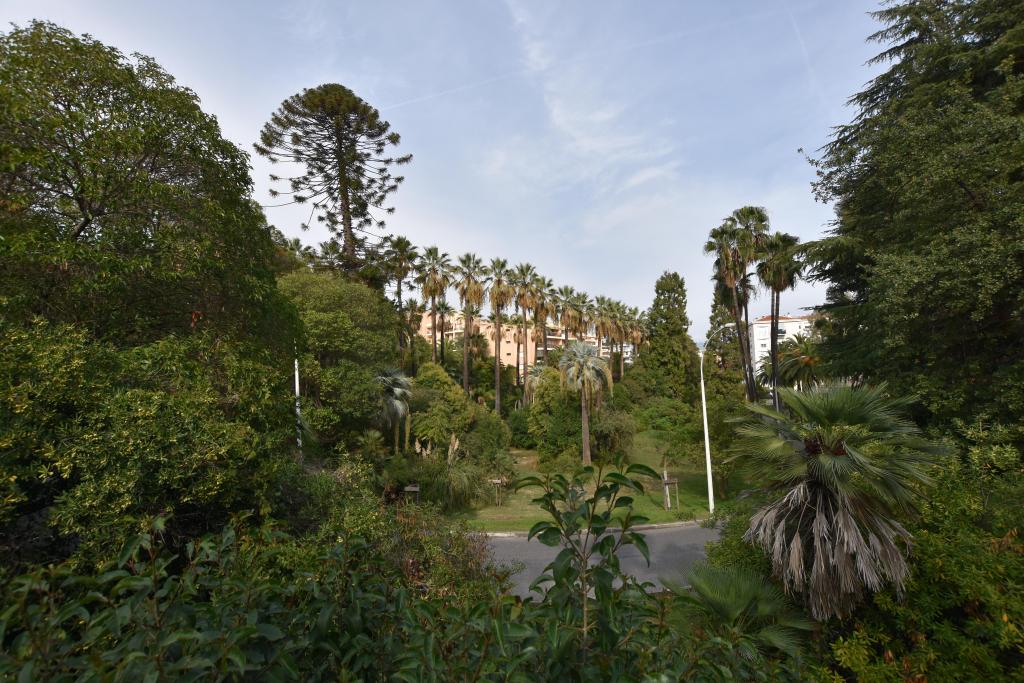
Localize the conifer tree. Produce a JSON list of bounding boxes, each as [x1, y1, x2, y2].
[[638, 272, 700, 403], [255, 84, 411, 271]]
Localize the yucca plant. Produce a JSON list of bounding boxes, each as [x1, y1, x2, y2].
[[731, 382, 944, 620]]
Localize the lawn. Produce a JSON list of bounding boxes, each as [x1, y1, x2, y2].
[[452, 431, 711, 532]]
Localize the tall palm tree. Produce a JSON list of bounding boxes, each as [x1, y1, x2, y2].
[[454, 253, 487, 393], [732, 383, 943, 620], [556, 285, 576, 344], [593, 295, 613, 358], [401, 299, 424, 375], [435, 299, 454, 365], [512, 263, 538, 385], [488, 258, 514, 413], [531, 275, 555, 364], [706, 219, 757, 401], [570, 291, 593, 341], [559, 341, 613, 466], [671, 562, 812, 659], [377, 369, 412, 456], [416, 246, 452, 363], [756, 232, 802, 410]]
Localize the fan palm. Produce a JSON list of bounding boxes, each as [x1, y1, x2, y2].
[[756, 232, 802, 410], [531, 275, 555, 365], [454, 253, 488, 393], [732, 383, 943, 620], [559, 341, 613, 466], [512, 263, 538, 385], [756, 335, 821, 391], [556, 285, 576, 343], [435, 299, 454, 365], [488, 258, 514, 413], [671, 562, 812, 658], [417, 246, 452, 363], [377, 369, 412, 456]]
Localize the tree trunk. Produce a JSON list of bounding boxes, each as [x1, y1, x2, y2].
[[430, 296, 437, 363], [440, 311, 446, 364], [405, 411, 411, 452], [494, 315, 502, 414], [515, 338, 521, 386], [581, 394, 592, 466], [619, 341, 625, 379], [463, 313, 471, 393], [770, 290, 781, 411], [730, 283, 756, 401], [521, 305, 529, 382], [540, 311, 548, 365], [394, 420, 400, 456], [396, 279, 405, 367]]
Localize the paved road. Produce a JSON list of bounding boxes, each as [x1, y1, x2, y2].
[[488, 523, 720, 597]]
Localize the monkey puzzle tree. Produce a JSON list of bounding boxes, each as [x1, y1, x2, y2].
[[254, 83, 411, 271]]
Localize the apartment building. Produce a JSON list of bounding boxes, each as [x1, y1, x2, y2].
[[750, 314, 814, 369]]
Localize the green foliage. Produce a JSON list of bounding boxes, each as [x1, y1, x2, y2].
[[636, 271, 701, 403], [0, 21, 292, 348], [732, 383, 946, 621], [807, 0, 1024, 427], [825, 465, 1024, 682], [589, 408, 636, 461], [507, 409, 537, 448], [278, 271, 399, 451], [527, 366, 581, 461], [409, 362, 473, 449]]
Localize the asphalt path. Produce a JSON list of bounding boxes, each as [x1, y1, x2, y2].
[[488, 523, 720, 598]]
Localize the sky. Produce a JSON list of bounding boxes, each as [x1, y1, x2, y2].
[[3, 0, 885, 338]]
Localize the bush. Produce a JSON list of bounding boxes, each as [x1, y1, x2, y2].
[[507, 409, 536, 448]]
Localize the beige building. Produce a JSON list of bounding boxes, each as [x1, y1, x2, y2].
[[418, 313, 627, 368]]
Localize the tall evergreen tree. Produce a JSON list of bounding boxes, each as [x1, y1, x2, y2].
[[638, 272, 700, 403], [254, 84, 412, 271]]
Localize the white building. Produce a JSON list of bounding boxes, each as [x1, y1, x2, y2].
[[750, 314, 814, 369]]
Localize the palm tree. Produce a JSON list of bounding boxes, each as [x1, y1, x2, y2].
[[454, 253, 488, 393], [512, 263, 538, 385], [778, 334, 821, 390], [593, 295, 613, 358], [531, 275, 555, 364], [671, 562, 812, 659], [383, 236, 418, 359], [401, 300, 424, 375], [706, 219, 758, 401], [570, 291, 593, 341], [488, 258, 514, 413], [416, 246, 452, 363], [756, 232, 802, 410], [377, 369, 412, 456], [559, 341, 613, 466], [732, 383, 943, 620], [556, 285, 576, 344], [435, 299, 454, 365]]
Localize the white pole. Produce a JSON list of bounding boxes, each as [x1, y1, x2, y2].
[[294, 352, 303, 452], [699, 348, 715, 515]]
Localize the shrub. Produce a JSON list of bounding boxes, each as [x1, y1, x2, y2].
[[507, 408, 537, 448]]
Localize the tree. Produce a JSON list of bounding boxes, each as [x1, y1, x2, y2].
[[435, 299, 454, 365], [805, 0, 1024, 427], [377, 369, 411, 455], [416, 246, 451, 363], [453, 253, 487, 394], [638, 272, 700, 403], [382, 236, 418, 359], [488, 258, 513, 414], [0, 21, 289, 346], [556, 286, 576, 343], [254, 83, 411, 270], [755, 233, 802, 410], [512, 263, 537, 385], [559, 341, 613, 466], [531, 276, 555, 365], [732, 383, 944, 620]]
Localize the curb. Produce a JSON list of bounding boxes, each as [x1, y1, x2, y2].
[[483, 519, 715, 539]]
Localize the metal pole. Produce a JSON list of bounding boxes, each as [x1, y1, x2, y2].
[[699, 348, 715, 515], [294, 348, 303, 453]]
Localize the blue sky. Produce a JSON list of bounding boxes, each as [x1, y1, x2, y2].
[[4, 0, 884, 338]]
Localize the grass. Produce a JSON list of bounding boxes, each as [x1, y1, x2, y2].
[[452, 432, 711, 533]]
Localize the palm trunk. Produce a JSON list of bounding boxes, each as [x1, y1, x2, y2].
[[463, 312, 471, 393], [540, 312, 548, 364], [729, 283, 756, 401], [405, 411, 411, 452], [440, 311, 446, 364], [619, 341, 625, 378], [581, 394, 592, 466], [515, 337, 521, 386], [521, 305, 529, 381], [770, 290, 781, 411], [396, 280, 405, 365], [494, 315, 502, 414], [430, 296, 437, 363], [394, 420, 400, 456]]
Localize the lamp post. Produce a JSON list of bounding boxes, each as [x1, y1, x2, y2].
[[698, 323, 736, 515]]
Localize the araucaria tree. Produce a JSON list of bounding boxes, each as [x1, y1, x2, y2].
[[559, 341, 613, 466], [254, 83, 411, 271], [733, 383, 942, 620]]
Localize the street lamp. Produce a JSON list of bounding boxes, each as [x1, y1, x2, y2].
[[698, 323, 736, 515]]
